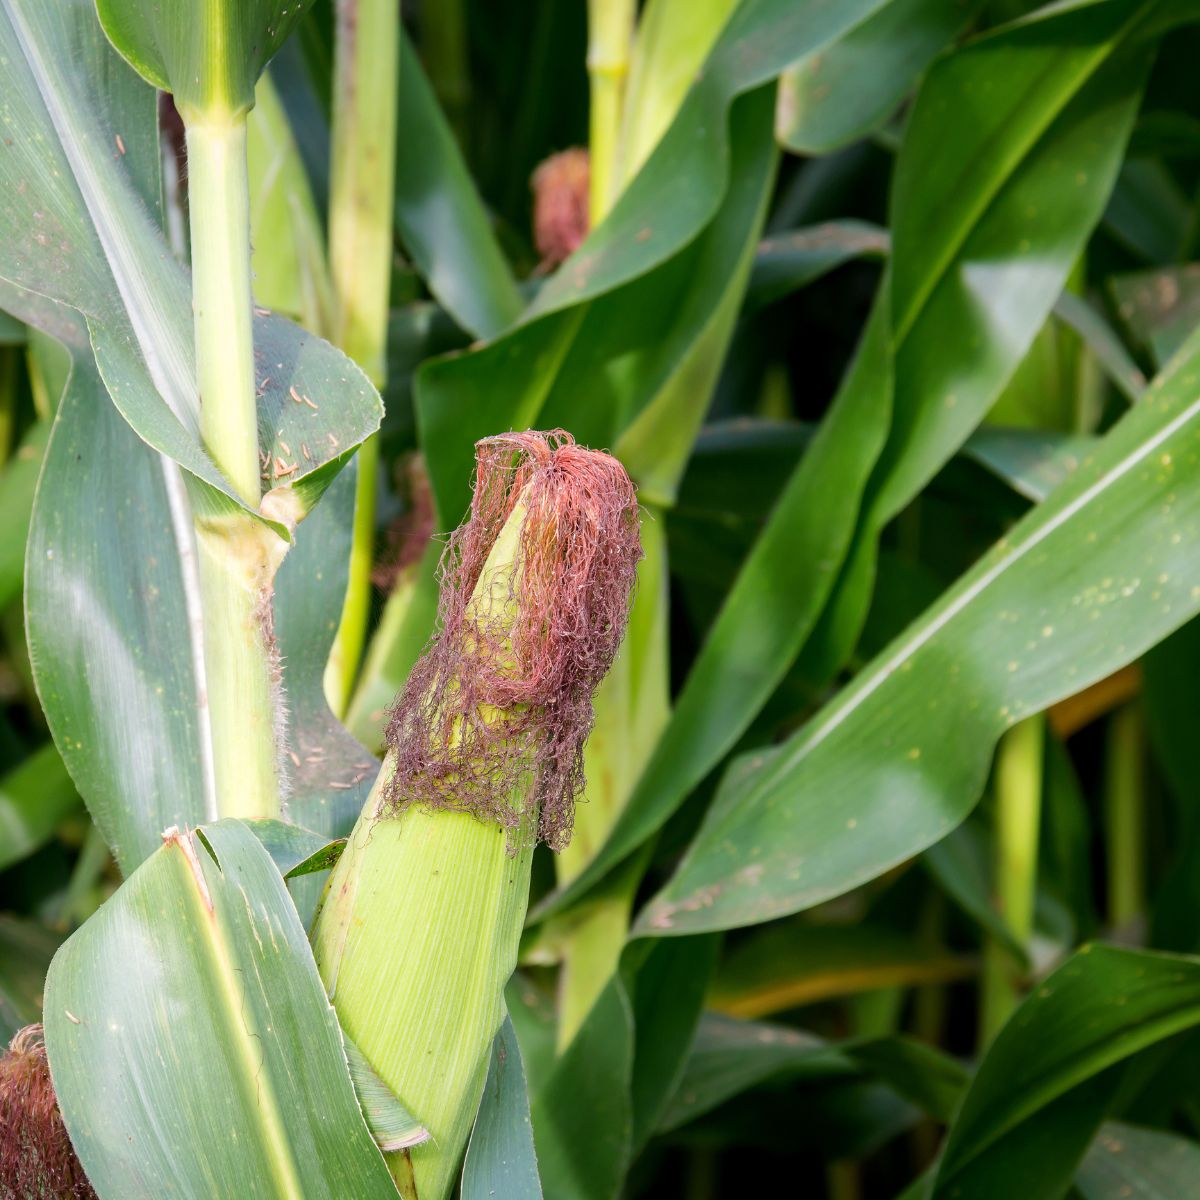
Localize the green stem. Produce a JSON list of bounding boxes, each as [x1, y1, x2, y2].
[[194, 509, 287, 820], [326, 433, 380, 714], [186, 119, 260, 507], [1104, 702, 1145, 930], [587, 0, 635, 224], [980, 714, 1044, 1046], [185, 115, 285, 821], [326, 0, 400, 717]]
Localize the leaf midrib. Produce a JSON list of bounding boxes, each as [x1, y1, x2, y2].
[[173, 837, 304, 1198], [891, 8, 1137, 344]]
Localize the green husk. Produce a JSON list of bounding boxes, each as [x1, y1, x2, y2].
[[312, 499, 534, 1198], [312, 433, 640, 1197]]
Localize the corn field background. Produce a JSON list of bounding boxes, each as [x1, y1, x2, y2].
[[5, 0, 1200, 1197]]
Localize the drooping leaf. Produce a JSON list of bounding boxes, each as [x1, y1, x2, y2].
[[462, 1016, 544, 1200], [639, 327, 1200, 934], [44, 821, 399, 1198], [394, 28, 524, 341], [930, 945, 1200, 1198]]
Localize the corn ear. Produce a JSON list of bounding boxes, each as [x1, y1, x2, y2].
[[312, 432, 640, 1198]]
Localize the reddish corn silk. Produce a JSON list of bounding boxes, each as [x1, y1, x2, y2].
[[0, 1024, 95, 1200], [531, 148, 590, 271], [385, 430, 641, 851]]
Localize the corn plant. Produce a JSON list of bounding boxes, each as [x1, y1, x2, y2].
[[6, 0, 1200, 1197]]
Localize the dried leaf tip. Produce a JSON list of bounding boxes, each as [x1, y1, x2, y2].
[[385, 430, 641, 850], [0, 1024, 96, 1199]]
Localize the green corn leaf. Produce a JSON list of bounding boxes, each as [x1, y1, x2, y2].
[[43, 820, 400, 1199], [656, 1012, 851, 1133], [1052, 291, 1146, 404], [531, 974, 633, 1200], [1111, 263, 1200, 369], [26, 318, 214, 870], [239, 818, 333, 878], [963, 427, 1098, 505], [628, 934, 720, 1151], [418, 0, 890, 528], [777, 0, 982, 156], [0, 915, 62, 1041], [284, 838, 347, 880], [1076, 1122, 1200, 1198], [394, 29, 524, 341], [844, 1037, 969, 1125], [273, 465, 382, 834], [0, 417, 49, 610], [533, 0, 1154, 929], [1103, 158, 1191, 265], [0, 742, 79, 872], [709, 921, 974, 1018], [930, 945, 1200, 1198], [745, 219, 888, 315], [95, 0, 309, 118], [607, 111, 777, 507], [0, 0, 379, 527], [638, 325, 1200, 935], [461, 1016, 544, 1200], [247, 70, 335, 331]]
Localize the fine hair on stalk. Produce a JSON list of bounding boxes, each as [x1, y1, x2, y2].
[[384, 429, 641, 850]]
